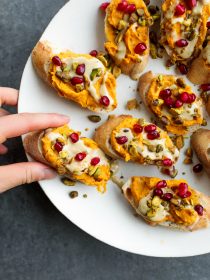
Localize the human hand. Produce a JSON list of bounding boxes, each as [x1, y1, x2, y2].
[[0, 87, 70, 193]]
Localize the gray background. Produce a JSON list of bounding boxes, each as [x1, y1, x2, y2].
[[0, 0, 210, 279]]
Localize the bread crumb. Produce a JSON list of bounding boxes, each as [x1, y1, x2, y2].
[[85, 128, 89, 131], [126, 99, 139, 110]]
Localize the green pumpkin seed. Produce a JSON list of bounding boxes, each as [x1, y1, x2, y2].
[[69, 191, 78, 199], [90, 68, 103, 81], [87, 115, 101, 123], [61, 178, 76, 186]]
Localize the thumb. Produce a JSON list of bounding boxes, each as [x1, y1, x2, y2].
[[0, 162, 56, 193]]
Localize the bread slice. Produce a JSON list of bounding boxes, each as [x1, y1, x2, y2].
[[32, 41, 117, 113], [122, 176, 210, 231]]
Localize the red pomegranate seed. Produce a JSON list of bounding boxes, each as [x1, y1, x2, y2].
[[133, 124, 143, 134], [174, 4, 186, 16], [200, 84, 210, 91], [178, 63, 188, 75], [125, 3, 136, 13], [179, 92, 189, 103], [76, 64, 85, 75], [153, 188, 163, 197], [194, 204, 204, 216], [162, 193, 173, 201], [193, 163, 203, 173], [117, 1, 128, 11], [89, 50, 98, 57], [175, 39, 188, 47], [100, 96, 110, 107], [207, 21, 210, 29], [174, 99, 183, 108], [75, 152, 86, 161], [91, 157, 100, 166], [187, 93, 196, 103], [156, 180, 167, 188], [147, 131, 160, 140], [159, 89, 172, 99], [54, 141, 63, 152], [186, 0, 197, 9], [181, 191, 191, 198], [164, 96, 174, 108], [144, 124, 156, 132], [116, 136, 128, 145], [52, 56, 62, 66], [178, 182, 188, 197], [162, 158, 173, 167], [71, 77, 84, 85], [70, 133, 79, 143], [99, 2, 110, 11], [134, 43, 147, 54]]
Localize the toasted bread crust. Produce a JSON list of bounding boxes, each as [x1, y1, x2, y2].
[[187, 54, 210, 85], [206, 97, 210, 117], [94, 115, 132, 159], [138, 71, 154, 105]]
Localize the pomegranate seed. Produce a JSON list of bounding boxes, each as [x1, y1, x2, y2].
[[164, 96, 174, 108], [89, 50, 98, 57], [193, 163, 203, 173], [71, 77, 84, 85], [125, 4, 136, 13], [153, 188, 163, 197], [117, 1, 128, 11], [156, 180, 167, 188], [178, 63, 188, 75], [134, 43, 147, 54], [186, 0, 197, 9], [174, 99, 183, 108], [178, 182, 188, 197], [207, 21, 210, 29], [100, 96, 110, 107], [70, 133, 79, 143], [76, 64, 85, 75], [91, 157, 100, 166], [54, 141, 63, 152], [144, 124, 156, 132], [100, 2, 110, 11], [174, 4, 186, 16], [179, 92, 189, 103], [75, 152, 86, 161], [133, 124, 143, 134], [52, 56, 62, 66], [116, 136, 128, 145], [200, 84, 210, 91], [159, 89, 171, 99], [187, 93, 196, 103], [194, 204, 204, 216], [162, 158, 173, 167], [181, 191, 191, 198], [162, 193, 173, 201], [147, 131, 160, 140], [175, 39, 188, 47]]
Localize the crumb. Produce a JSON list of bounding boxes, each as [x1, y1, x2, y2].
[[85, 128, 89, 131], [120, 176, 124, 179], [182, 172, 186, 175], [83, 194, 88, 198], [126, 99, 139, 110], [69, 191, 78, 199]]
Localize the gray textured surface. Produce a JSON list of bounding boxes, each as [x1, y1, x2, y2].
[[0, 0, 210, 279]]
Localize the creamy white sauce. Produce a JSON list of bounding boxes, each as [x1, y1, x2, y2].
[[203, 44, 210, 65], [115, 128, 134, 144], [116, 41, 126, 62], [180, 100, 201, 120]]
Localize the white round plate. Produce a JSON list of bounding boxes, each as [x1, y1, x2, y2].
[[19, 0, 210, 257]]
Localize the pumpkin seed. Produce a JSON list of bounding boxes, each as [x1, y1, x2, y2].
[[137, 8, 144, 16], [57, 165, 66, 175], [176, 78, 186, 88], [118, 20, 127, 30], [183, 157, 193, 164], [90, 68, 103, 80], [175, 136, 184, 150], [75, 84, 84, 92], [152, 196, 161, 207], [129, 13, 138, 24], [185, 147, 193, 157], [69, 191, 78, 199], [156, 144, 163, 153], [112, 65, 121, 78], [88, 115, 101, 123], [61, 178, 76, 186], [88, 165, 98, 176], [148, 145, 156, 152], [202, 119, 207, 126], [72, 62, 79, 71]]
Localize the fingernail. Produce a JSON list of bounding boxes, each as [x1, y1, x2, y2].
[[42, 168, 57, 180], [56, 114, 70, 122]]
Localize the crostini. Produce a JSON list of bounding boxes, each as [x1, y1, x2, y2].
[[104, 0, 152, 80], [160, 0, 210, 63], [191, 128, 210, 176], [24, 125, 111, 192], [187, 41, 210, 84], [122, 176, 210, 231], [138, 71, 204, 135], [94, 115, 179, 176], [32, 41, 117, 113]]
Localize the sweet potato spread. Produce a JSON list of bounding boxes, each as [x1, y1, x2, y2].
[[124, 176, 205, 228], [41, 125, 110, 192], [110, 116, 179, 167], [160, 0, 210, 62], [49, 51, 117, 112], [146, 75, 203, 135], [104, 0, 152, 73]]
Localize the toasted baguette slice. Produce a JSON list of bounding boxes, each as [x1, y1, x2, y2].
[[24, 125, 111, 192], [138, 71, 204, 135], [187, 42, 210, 84], [104, 0, 152, 80], [122, 176, 210, 231], [32, 41, 117, 113], [160, 0, 210, 63], [191, 129, 210, 177], [94, 115, 179, 176]]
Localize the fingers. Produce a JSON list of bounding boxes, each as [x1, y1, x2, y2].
[[0, 113, 70, 143], [0, 162, 56, 193], [0, 144, 8, 154], [0, 108, 10, 117], [0, 87, 19, 106]]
